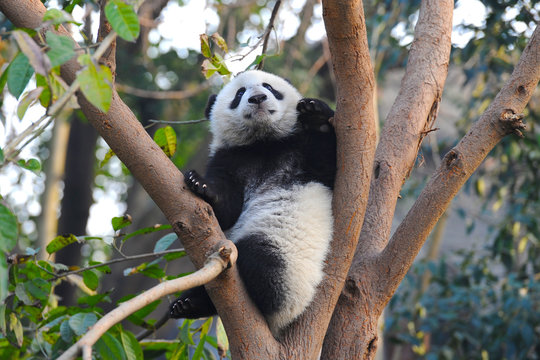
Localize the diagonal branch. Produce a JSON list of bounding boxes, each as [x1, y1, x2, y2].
[[57, 248, 233, 360], [358, 0, 454, 256], [378, 24, 540, 299]]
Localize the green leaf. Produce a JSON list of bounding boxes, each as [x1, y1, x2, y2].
[[17, 87, 44, 120], [122, 224, 171, 243], [69, 312, 97, 336], [9, 313, 23, 347], [88, 261, 111, 274], [95, 331, 127, 360], [7, 52, 34, 99], [138, 264, 165, 279], [0, 258, 8, 303], [120, 330, 143, 360], [100, 148, 116, 168], [60, 320, 74, 342], [154, 126, 177, 157], [77, 54, 113, 113], [0, 204, 18, 253], [0, 147, 3, 164], [12, 30, 51, 76], [153, 233, 178, 253], [15, 283, 33, 305], [201, 59, 218, 79], [17, 158, 41, 173], [26, 278, 51, 301], [193, 318, 212, 360], [112, 215, 132, 231], [200, 34, 212, 58], [46, 234, 78, 254], [0, 304, 6, 333], [105, 0, 140, 42], [82, 270, 99, 291], [43, 8, 80, 27], [46, 31, 75, 68], [77, 292, 111, 307], [0, 63, 10, 94], [216, 317, 229, 356]]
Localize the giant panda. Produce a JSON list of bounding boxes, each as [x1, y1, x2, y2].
[[170, 70, 336, 337]]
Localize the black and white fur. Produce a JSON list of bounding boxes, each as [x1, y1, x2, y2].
[[170, 70, 336, 336]]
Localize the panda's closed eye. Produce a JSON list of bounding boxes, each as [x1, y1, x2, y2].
[[262, 83, 284, 100]]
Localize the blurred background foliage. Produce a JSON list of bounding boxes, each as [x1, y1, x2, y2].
[[0, 0, 538, 359]]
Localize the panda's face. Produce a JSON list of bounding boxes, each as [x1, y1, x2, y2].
[[208, 70, 302, 152]]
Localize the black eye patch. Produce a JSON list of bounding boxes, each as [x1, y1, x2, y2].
[[230, 87, 246, 109], [262, 83, 284, 100]]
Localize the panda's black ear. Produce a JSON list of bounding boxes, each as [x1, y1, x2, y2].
[[205, 94, 217, 119]]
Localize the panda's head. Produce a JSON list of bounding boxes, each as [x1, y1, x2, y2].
[[206, 70, 302, 153]]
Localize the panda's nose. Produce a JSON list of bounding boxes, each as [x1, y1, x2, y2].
[[248, 94, 267, 104]]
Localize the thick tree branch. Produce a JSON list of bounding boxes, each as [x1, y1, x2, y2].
[[322, 1, 453, 359], [57, 248, 233, 360], [0, 1, 277, 358], [282, 0, 377, 359], [359, 0, 454, 255], [378, 24, 540, 299]]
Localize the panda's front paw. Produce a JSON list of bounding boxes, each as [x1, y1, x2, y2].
[[297, 98, 335, 132], [184, 170, 216, 203]]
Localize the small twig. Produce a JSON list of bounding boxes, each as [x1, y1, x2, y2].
[[256, 0, 282, 70], [116, 81, 210, 100], [57, 247, 234, 360], [52, 248, 186, 280], [148, 119, 208, 125], [231, 0, 282, 66]]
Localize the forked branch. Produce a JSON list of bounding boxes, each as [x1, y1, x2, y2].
[[378, 24, 540, 299]]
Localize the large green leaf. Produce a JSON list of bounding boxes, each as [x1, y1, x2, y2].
[[68, 312, 97, 336], [112, 215, 132, 231], [12, 30, 51, 76], [82, 270, 99, 291], [153, 233, 178, 253], [46, 31, 75, 68], [95, 331, 127, 360], [120, 330, 143, 360], [77, 54, 113, 113], [105, 0, 140, 42], [7, 52, 34, 99], [153, 126, 177, 158], [46, 234, 78, 254], [0, 204, 18, 253]]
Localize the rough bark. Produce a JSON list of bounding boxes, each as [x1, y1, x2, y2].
[[322, 1, 454, 358], [323, 3, 540, 360]]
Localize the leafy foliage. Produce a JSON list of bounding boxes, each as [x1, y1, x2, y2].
[[387, 253, 540, 359]]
